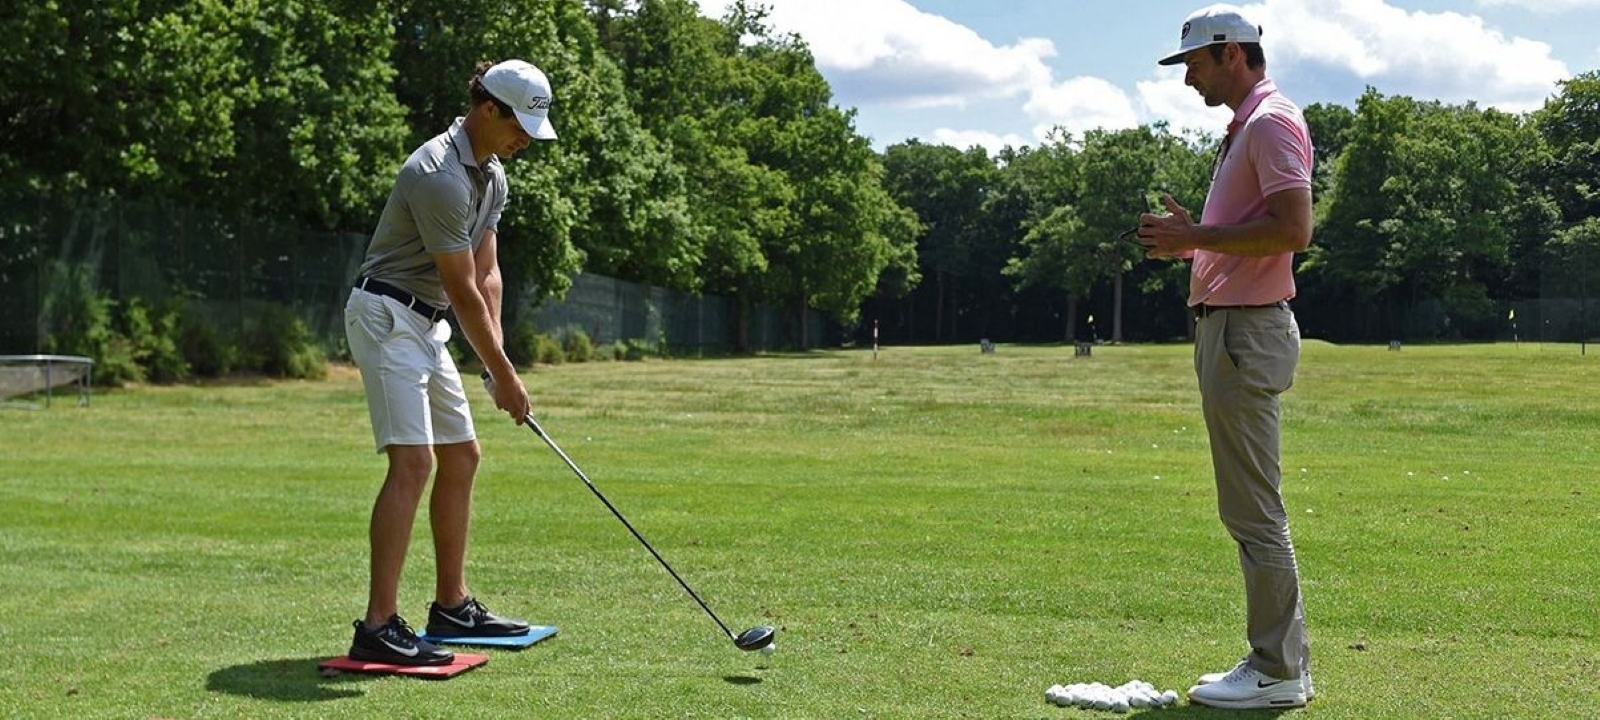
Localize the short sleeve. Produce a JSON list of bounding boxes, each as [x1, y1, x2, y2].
[[410, 172, 474, 255], [1249, 111, 1313, 198], [485, 168, 507, 233]]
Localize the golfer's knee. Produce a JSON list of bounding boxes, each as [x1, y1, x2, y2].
[[385, 445, 435, 486], [435, 440, 481, 475]]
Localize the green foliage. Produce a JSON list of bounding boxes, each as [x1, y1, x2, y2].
[[562, 326, 594, 362], [6, 0, 1597, 350], [1307, 89, 1549, 339], [622, 337, 659, 360], [221, 0, 409, 230], [533, 333, 565, 365], [1534, 71, 1600, 224], [176, 301, 239, 377], [37, 261, 115, 363], [505, 318, 540, 368], [120, 298, 190, 384], [237, 303, 327, 380], [35, 261, 145, 386]]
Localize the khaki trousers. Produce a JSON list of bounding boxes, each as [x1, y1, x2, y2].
[[1193, 304, 1308, 680]]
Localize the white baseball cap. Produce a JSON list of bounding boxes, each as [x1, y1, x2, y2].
[[481, 59, 557, 140], [1157, 4, 1262, 66]]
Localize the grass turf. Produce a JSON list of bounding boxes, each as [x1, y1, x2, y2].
[[1, 342, 1596, 718]]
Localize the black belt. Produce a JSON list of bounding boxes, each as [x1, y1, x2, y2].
[[355, 277, 448, 322], [1191, 299, 1288, 319]]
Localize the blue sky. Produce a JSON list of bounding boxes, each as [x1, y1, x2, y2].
[[693, 0, 1600, 152]]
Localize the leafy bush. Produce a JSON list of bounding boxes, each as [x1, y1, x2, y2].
[[238, 303, 327, 379], [121, 298, 189, 383], [505, 318, 539, 367], [562, 326, 594, 363], [177, 302, 238, 377], [38, 262, 143, 385], [623, 338, 659, 361], [534, 333, 564, 365]]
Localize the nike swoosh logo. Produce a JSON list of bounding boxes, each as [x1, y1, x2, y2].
[[1257, 680, 1285, 688], [439, 613, 476, 628], [380, 638, 420, 657]]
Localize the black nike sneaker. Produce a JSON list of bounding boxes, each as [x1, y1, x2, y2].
[[349, 615, 454, 666], [425, 596, 532, 638]]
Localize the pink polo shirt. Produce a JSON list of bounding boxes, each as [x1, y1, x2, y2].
[[1189, 78, 1313, 307]]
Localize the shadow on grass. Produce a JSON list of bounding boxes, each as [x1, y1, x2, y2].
[[206, 657, 372, 702], [1116, 707, 1301, 718], [721, 675, 762, 685]]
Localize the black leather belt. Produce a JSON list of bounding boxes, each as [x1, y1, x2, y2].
[[1191, 299, 1289, 319], [355, 277, 448, 322]]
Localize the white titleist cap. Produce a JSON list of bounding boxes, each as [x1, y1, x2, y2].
[[1158, 4, 1262, 66], [481, 59, 557, 140]]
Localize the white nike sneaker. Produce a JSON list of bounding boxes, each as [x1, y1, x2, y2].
[[1188, 661, 1307, 709], [1199, 657, 1315, 700]]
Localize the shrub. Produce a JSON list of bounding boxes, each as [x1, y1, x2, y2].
[[505, 318, 539, 367], [121, 298, 189, 383], [562, 326, 594, 363], [239, 303, 327, 379], [623, 338, 659, 361], [533, 333, 564, 365], [177, 302, 237, 377], [35, 262, 161, 386]]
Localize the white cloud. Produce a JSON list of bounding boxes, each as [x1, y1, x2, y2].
[[695, 0, 1575, 148], [699, 0, 1054, 109], [927, 128, 1032, 155], [1136, 70, 1235, 138], [1242, 0, 1568, 112], [1023, 76, 1144, 141]]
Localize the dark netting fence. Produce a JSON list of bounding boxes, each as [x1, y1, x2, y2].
[[524, 273, 829, 355], [0, 195, 367, 354], [1520, 243, 1598, 347], [1, 195, 832, 359]]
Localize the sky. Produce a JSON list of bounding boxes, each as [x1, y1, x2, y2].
[[690, 0, 1600, 153]]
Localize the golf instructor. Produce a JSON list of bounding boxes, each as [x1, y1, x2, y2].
[[342, 59, 556, 665], [1135, 5, 1314, 709]]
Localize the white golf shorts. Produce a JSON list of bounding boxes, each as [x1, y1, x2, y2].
[[345, 288, 475, 453]]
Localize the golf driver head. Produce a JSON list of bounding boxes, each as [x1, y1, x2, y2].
[[733, 625, 776, 651]]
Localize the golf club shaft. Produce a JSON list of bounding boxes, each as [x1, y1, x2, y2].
[[519, 414, 737, 640]]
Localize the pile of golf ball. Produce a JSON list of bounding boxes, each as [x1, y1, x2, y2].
[[1044, 680, 1179, 712]]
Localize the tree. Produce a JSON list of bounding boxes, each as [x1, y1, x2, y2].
[[1307, 89, 1538, 339], [223, 0, 409, 230], [1005, 127, 1189, 342], [881, 141, 1000, 342], [726, 22, 914, 344], [1535, 72, 1600, 225], [1302, 102, 1357, 204], [0, 0, 249, 200]]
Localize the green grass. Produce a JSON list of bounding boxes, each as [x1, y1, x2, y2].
[[3, 342, 1598, 718]]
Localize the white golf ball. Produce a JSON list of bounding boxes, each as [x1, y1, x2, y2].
[[760, 642, 776, 655]]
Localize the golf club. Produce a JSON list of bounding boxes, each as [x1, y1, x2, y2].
[[482, 373, 775, 652]]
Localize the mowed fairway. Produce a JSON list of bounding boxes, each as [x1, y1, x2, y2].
[[2, 342, 1597, 718]]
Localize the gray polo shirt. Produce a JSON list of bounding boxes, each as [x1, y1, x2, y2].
[[358, 117, 507, 309]]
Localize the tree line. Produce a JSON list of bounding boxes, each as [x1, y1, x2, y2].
[[3, 1, 1597, 349], [875, 76, 1600, 345]]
